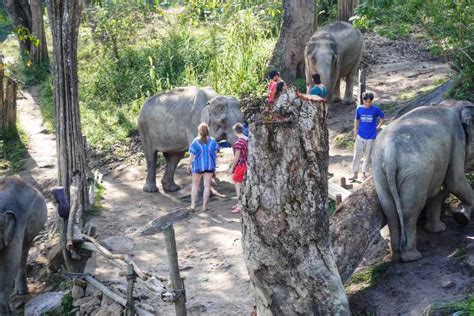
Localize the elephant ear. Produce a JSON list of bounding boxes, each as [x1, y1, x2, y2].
[[0, 211, 16, 249], [458, 101, 474, 150], [200, 105, 210, 125]]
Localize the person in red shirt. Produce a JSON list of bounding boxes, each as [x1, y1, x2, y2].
[[228, 123, 248, 213], [266, 70, 284, 111]]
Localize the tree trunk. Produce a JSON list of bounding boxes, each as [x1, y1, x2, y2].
[[268, 0, 316, 84], [48, 0, 89, 223], [330, 178, 386, 283], [29, 0, 49, 64], [337, 0, 359, 22], [4, 0, 48, 64], [242, 90, 349, 315]]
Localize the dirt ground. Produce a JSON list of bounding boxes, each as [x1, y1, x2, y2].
[[12, 32, 473, 315]]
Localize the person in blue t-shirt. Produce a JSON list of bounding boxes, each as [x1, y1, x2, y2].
[[350, 92, 385, 181]]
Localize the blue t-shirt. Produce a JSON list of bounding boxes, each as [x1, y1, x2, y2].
[[356, 105, 384, 140], [189, 137, 218, 173], [309, 85, 327, 98]]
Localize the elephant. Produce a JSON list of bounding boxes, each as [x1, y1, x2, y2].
[[0, 177, 47, 315], [305, 21, 363, 104], [138, 86, 243, 192], [372, 101, 474, 263]]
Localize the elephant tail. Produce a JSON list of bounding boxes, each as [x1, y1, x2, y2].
[[385, 154, 407, 249]]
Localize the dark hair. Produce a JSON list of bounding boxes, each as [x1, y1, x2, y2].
[[363, 92, 374, 101], [312, 73, 322, 85], [268, 70, 280, 79], [276, 81, 285, 94], [233, 123, 244, 134]]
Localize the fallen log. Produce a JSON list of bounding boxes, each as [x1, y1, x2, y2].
[[330, 178, 386, 283]]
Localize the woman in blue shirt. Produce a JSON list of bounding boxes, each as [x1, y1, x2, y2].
[[187, 123, 218, 212]]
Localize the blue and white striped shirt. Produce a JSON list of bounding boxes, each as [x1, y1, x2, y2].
[[189, 137, 218, 173]]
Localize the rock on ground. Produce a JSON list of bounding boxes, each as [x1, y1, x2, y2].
[[101, 235, 134, 252], [24, 291, 65, 316]]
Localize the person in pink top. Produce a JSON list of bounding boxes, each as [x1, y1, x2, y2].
[[266, 70, 284, 111]]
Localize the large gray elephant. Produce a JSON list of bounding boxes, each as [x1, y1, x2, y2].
[[0, 177, 47, 315], [372, 101, 474, 263], [305, 21, 363, 104], [138, 86, 243, 192]]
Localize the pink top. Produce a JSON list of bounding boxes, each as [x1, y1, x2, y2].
[[267, 80, 277, 103]]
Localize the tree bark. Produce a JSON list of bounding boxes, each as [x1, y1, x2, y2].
[[337, 0, 359, 22], [29, 0, 49, 64], [268, 0, 316, 84], [48, 0, 89, 219], [242, 90, 349, 315], [4, 0, 48, 64], [330, 178, 386, 283]]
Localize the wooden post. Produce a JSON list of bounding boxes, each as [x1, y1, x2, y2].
[[126, 263, 136, 316], [358, 66, 366, 105], [336, 194, 343, 207], [163, 224, 186, 316], [5, 79, 17, 131], [340, 177, 347, 189]]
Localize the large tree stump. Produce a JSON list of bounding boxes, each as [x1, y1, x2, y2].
[[330, 178, 386, 283], [242, 90, 349, 315]]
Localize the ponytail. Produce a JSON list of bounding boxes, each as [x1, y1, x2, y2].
[[198, 123, 209, 144]]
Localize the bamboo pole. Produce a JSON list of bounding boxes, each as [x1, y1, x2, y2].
[[163, 224, 187, 316]]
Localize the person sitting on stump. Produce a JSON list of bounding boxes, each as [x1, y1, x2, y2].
[[187, 123, 219, 212], [350, 92, 385, 181], [228, 123, 248, 213], [266, 70, 285, 111], [296, 73, 327, 102]]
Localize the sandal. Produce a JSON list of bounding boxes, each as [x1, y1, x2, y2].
[[187, 206, 195, 213], [232, 206, 241, 213]]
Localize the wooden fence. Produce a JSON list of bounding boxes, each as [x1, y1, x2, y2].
[[0, 61, 18, 132]]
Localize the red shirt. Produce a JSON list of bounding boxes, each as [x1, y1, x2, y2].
[[234, 137, 248, 166], [267, 80, 277, 103]]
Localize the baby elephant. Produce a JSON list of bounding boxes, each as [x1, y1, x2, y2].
[[0, 177, 47, 315], [373, 101, 473, 262]]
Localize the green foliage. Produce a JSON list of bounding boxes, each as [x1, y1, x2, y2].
[[0, 127, 28, 174], [346, 261, 391, 288], [452, 243, 467, 264], [327, 200, 336, 216], [428, 295, 474, 315], [0, 5, 11, 41], [354, 0, 474, 100], [334, 134, 355, 151], [39, 77, 55, 133]]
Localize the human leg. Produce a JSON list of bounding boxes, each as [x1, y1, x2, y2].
[[202, 173, 213, 211], [190, 173, 203, 210]]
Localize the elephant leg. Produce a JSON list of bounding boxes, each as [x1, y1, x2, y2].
[[400, 189, 426, 262], [377, 183, 401, 261], [449, 180, 473, 225], [162, 151, 185, 192], [0, 243, 22, 315], [143, 148, 158, 192], [333, 79, 342, 102], [424, 187, 449, 233], [343, 67, 358, 104], [14, 245, 29, 295]]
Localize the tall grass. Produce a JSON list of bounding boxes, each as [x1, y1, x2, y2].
[[70, 3, 278, 152]]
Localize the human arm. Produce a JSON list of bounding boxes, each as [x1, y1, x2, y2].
[[354, 119, 360, 138], [187, 153, 195, 173], [377, 108, 385, 131], [296, 90, 324, 102], [228, 150, 241, 175]]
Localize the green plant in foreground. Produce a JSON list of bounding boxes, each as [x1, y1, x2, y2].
[[452, 243, 467, 264], [346, 261, 391, 288], [0, 126, 28, 173], [427, 295, 474, 315]]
